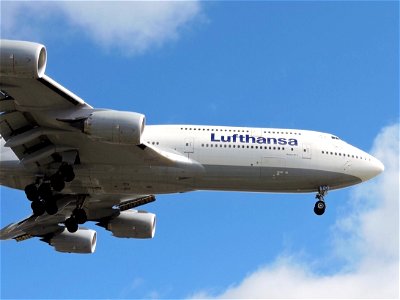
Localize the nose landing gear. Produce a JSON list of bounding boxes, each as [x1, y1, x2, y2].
[[314, 185, 329, 216]]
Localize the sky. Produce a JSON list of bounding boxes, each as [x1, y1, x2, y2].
[[0, 1, 399, 299]]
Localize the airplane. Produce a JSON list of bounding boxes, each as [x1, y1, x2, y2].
[[0, 40, 384, 254]]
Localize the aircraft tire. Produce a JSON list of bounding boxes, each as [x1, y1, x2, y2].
[[50, 174, 65, 192], [314, 200, 326, 215], [73, 208, 87, 224], [25, 184, 38, 201], [31, 199, 46, 216], [38, 183, 52, 201], [65, 217, 78, 233], [45, 202, 58, 215], [60, 164, 75, 182]]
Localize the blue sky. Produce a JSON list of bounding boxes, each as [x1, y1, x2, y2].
[[1, 1, 399, 299]]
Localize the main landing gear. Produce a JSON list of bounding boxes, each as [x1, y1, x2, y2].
[[64, 208, 88, 233], [24, 163, 75, 217], [314, 185, 329, 216]]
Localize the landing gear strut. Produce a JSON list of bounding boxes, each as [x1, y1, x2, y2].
[[314, 185, 329, 216]]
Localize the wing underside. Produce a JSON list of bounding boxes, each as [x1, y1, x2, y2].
[[0, 194, 156, 241]]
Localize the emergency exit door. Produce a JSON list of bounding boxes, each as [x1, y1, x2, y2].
[[184, 138, 194, 153]]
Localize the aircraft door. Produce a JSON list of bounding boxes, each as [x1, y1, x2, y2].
[[184, 137, 194, 153]]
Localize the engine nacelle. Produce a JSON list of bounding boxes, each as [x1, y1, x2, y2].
[[106, 210, 156, 239], [83, 110, 145, 145], [49, 228, 97, 254], [0, 40, 47, 78]]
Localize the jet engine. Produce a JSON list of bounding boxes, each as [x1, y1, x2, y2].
[[49, 228, 97, 254], [0, 40, 47, 78], [83, 110, 145, 145], [102, 210, 156, 239]]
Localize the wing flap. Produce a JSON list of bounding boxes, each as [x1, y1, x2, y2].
[[0, 216, 63, 240], [0, 74, 91, 164], [0, 99, 16, 112], [117, 195, 156, 211], [0, 110, 34, 140]]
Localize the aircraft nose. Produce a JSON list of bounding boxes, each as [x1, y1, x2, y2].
[[361, 157, 384, 181], [373, 157, 385, 175]]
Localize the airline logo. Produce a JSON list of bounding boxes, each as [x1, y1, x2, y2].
[[211, 133, 298, 146]]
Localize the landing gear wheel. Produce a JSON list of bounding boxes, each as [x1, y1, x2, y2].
[[31, 199, 46, 216], [45, 201, 58, 215], [50, 173, 65, 192], [313, 185, 329, 216], [38, 183, 52, 201], [25, 184, 38, 201], [60, 164, 75, 182], [314, 200, 326, 216], [73, 208, 87, 224], [65, 217, 78, 233]]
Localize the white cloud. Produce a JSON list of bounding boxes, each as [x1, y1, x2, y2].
[[191, 123, 399, 298], [1, 1, 202, 55]]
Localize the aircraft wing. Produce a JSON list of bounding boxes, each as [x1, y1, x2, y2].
[[0, 41, 92, 163], [0, 40, 193, 253], [0, 39, 203, 169], [0, 194, 156, 248]]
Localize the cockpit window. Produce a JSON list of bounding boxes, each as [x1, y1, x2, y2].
[[331, 136, 340, 140]]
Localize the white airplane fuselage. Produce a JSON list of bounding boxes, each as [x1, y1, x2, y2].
[[0, 124, 384, 196]]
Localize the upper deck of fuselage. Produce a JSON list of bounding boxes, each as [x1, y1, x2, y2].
[[143, 124, 341, 144]]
